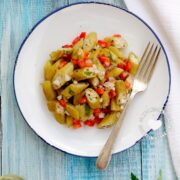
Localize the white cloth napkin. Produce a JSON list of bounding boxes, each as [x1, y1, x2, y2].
[[124, 0, 180, 178]]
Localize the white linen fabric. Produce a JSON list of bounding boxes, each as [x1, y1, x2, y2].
[[125, 0, 180, 178]]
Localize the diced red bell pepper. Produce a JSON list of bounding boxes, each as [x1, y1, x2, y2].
[[99, 56, 111, 67], [125, 61, 132, 72], [73, 119, 82, 129], [71, 59, 79, 65], [125, 81, 131, 89], [79, 96, 87, 104], [80, 32, 86, 39], [78, 60, 86, 68], [94, 117, 102, 124], [96, 88, 105, 95], [109, 90, 117, 98], [99, 56, 110, 63], [59, 99, 66, 108], [98, 40, 110, 48], [119, 71, 129, 81], [118, 62, 126, 70], [94, 108, 101, 117], [73, 123, 82, 128], [59, 61, 68, 68], [84, 120, 95, 127], [72, 36, 81, 45]]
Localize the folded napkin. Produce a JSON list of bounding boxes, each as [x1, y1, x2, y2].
[[125, 0, 180, 178]]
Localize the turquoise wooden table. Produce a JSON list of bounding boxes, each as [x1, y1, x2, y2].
[[0, 0, 178, 179]]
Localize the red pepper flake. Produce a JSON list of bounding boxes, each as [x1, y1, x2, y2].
[[119, 71, 129, 81], [59, 61, 68, 69], [79, 96, 87, 104], [95, 88, 105, 95], [62, 44, 73, 48], [73, 119, 82, 129], [59, 99, 66, 108], [94, 108, 101, 117], [98, 40, 110, 48], [113, 34, 121, 38], [80, 32, 86, 39], [109, 90, 117, 99]]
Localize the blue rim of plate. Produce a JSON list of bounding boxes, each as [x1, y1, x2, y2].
[[13, 2, 171, 157]]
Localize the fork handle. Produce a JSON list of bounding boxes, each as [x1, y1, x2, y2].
[[96, 99, 131, 170]]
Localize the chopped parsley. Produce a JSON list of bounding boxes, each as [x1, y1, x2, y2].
[[109, 52, 116, 63], [85, 104, 91, 116], [84, 70, 92, 76]]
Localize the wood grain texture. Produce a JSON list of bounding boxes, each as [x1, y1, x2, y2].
[[0, 0, 177, 179]]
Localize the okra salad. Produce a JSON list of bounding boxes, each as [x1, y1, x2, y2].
[[42, 32, 140, 129]]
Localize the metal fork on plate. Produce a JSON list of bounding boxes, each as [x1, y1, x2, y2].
[[96, 42, 161, 170]]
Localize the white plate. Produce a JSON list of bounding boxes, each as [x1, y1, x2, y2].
[[14, 2, 171, 157]]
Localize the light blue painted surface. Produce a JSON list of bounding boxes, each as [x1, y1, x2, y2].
[[0, 0, 177, 179]]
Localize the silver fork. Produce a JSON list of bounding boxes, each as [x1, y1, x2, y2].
[[96, 42, 161, 170]]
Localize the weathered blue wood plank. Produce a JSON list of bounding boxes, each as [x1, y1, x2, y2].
[[0, 0, 177, 180], [141, 121, 177, 180]]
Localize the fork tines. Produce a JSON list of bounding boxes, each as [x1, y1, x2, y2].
[[136, 42, 161, 83]]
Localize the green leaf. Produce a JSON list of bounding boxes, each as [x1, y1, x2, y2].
[[131, 173, 139, 180], [157, 169, 162, 180]]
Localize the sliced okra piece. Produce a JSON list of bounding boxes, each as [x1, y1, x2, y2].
[[83, 32, 97, 51], [52, 62, 74, 89], [65, 103, 79, 119], [97, 112, 120, 128], [102, 91, 110, 108], [115, 80, 127, 105], [42, 81, 56, 100], [61, 82, 89, 99], [72, 67, 96, 81], [85, 88, 101, 109]]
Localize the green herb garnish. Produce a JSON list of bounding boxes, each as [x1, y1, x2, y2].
[[85, 104, 91, 116], [131, 173, 139, 180], [109, 52, 116, 63], [84, 70, 92, 76]]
